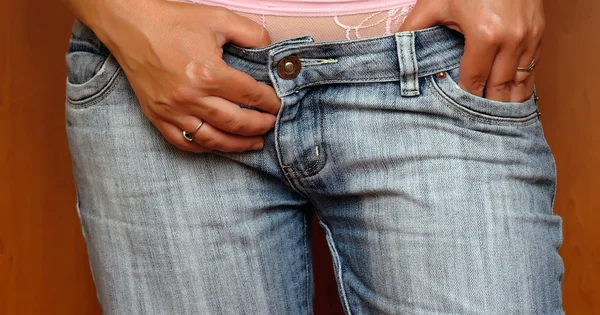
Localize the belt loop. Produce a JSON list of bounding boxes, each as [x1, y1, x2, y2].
[[395, 32, 420, 97]]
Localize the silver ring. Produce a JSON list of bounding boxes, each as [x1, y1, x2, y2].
[[183, 121, 204, 142], [517, 59, 536, 72]]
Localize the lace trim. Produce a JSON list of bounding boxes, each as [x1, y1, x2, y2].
[[248, 5, 415, 41], [171, 1, 415, 42], [332, 5, 414, 40]]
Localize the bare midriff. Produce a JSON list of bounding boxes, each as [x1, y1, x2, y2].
[[185, 0, 417, 42]]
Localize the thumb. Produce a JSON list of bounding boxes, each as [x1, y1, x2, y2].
[[400, 1, 443, 31], [221, 13, 272, 48]]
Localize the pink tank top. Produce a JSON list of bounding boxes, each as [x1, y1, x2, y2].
[[186, 0, 418, 42], [191, 0, 416, 16]]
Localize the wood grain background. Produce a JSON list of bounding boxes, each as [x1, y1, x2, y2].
[[1, 0, 597, 314]]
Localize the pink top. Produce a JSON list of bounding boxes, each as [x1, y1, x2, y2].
[[189, 0, 417, 16]]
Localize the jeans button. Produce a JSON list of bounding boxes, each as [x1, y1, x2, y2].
[[277, 55, 301, 79]]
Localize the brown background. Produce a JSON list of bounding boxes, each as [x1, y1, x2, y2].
[[0, 0, 598, 314]]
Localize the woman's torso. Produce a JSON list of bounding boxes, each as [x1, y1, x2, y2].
[[186, 0, 417, 42]]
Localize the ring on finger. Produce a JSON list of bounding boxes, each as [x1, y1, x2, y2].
[[517, 59, 536, 72], [183, 120, 205, 142]]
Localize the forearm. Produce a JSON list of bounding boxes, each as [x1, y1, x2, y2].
[[61, 0, 158, 51]]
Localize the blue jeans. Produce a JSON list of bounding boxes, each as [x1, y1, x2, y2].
[[65, 20, 563, 314]]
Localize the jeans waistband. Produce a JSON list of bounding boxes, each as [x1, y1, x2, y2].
[[222, 26, 465, 97]]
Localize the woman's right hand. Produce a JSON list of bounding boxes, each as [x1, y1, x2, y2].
[[66, 0, 280, 152]]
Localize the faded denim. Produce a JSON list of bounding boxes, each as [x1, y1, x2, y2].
[[65, 20, 563, 315]]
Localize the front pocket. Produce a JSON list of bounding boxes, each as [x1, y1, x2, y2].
[[429, 67, 540, 125], [65, 20, 122, 105]]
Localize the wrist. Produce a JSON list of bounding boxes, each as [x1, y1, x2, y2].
[[99, 0, 163, 50], [64, 0, 163, 53]]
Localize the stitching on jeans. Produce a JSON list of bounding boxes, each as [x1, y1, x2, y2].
[[407, 34, 418, 94], [279, 166, 312, 199], [271, 55, 284, 97], [227, 36, 314, 55], [275, 62, 460, 97], [67, 65, 124, 108], [427, 77, 540, 126], [430, 78, 540, 125], [398, 35, 408, 94], [291, 178, 354, 315], [300, 58, 339, 66], [418, 63, 460, 78], [397, 33, 420, 96], [428, 75, 539, 121], [268, 26, 446, 55], [303, 214, 311, 315], [290, 181, 350, 314], [301, 88, 327, 175], [288, 174, 312, 199], [265, 60, 462, 96], [278, 77, 398, 97], [399, 33, 415, 95], [284, 88, 328, 179], [269, 93, 302, 199], [317, 217, 353, 315], [286, 162, 324, 178]]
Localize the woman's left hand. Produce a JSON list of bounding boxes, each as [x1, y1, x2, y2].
[[400, 0, 544, 102]]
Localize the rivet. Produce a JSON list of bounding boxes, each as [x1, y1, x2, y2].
[[284, 61, 295, 74], [436, 72, 447, 79], [277, 55, 302, 80]]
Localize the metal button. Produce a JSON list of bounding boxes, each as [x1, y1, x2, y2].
[[277, 55, 301, 79], [436, 72, 447, 79]]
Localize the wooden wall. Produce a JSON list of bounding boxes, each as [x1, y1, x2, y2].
[[0, 0, 597, 314], [0, 1, 101, 314], [537, 0, 600, 313]]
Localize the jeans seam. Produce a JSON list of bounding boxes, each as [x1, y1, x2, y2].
[[397, 33, 419, 96], [270, 64, 459, 97], [274, 97, 312, 200], [277, 78, 398, 97], [282, 88, 328, 179], [316, 217, 353, 315], [67, 67, 124, 107], [303, 214, 312, 315], [268, 26, 445, 56], [303, 87, 327, 176], [427, 77, 541, 126], [226, 35, 314, 55]]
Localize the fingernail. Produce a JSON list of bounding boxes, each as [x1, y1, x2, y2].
[[250, 142, 264, 150]]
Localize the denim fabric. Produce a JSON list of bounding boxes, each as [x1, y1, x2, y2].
[[65, 20, 563, 315]]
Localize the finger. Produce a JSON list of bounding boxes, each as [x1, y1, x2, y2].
[[142, 110, 210, 152], [168, 115, 265, 152], [157, 121, 212, 153], [191, 121, 265, 152], [512, 10, 544, 102], [217, 9, 272, 48], [511, 71, 536, 103], [399, 0, 441, 31], [484, 44, 524, 102], [458, 35, 500, 97], [214, 64, 282, 115], [194, 96, 276, 136], [512, 45, 542, 102], [515, 44, 542, 84], [485, 21, 534, 101]]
